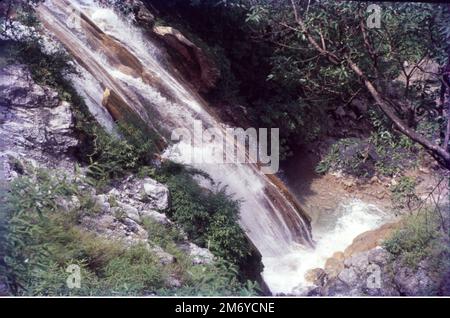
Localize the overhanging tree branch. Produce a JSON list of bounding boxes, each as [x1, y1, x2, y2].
[[289, 0, 450, 168]]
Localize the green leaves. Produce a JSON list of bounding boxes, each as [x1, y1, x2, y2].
[[390, 176, 420, 211], [384, 210, 444, 270], [161, 166, 252, 266], [246, 5, 269, 24]]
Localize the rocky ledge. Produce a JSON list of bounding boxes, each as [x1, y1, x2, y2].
[[305, 222, 448, 296]]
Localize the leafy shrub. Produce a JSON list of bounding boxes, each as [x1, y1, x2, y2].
[[390, 176, 421, 211], [368, 110, 419, 176], [384, 210, 444, 269], [315, 138, 377, 178], [152, 162, 254, 267], [316, 110, 422, 178]]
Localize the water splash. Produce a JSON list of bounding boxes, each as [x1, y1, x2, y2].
[[263, 199, 390, 295]]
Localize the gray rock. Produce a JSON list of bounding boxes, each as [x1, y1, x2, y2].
[[338, 268, 359, 286], [166, 275, 182, 289], [368, 247, 390, 266], [179, 242, 214, 265], [344, 251, 369, 273], [151, 245, 175, 265], [117, 202, 140, 222], [0, 65, 78, 172], [94, 194, 111, 213], [393, 261, 434, 296], [140, 209, 171, 225], [80, 213, 148, 246], [0, 64, 59, 109], [310, 244, 444, 296], [142, 178, 169, 210], [322, 277, 352, 296]]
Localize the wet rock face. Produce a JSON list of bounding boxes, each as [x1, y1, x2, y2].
[[152, 26, 220, 94]]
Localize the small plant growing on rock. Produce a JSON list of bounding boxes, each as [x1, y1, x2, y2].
[[390, 176, 421, 212], [384, 210, 442, 269]]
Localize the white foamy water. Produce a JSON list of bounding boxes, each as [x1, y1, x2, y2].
[[263, 199, 390, 294]]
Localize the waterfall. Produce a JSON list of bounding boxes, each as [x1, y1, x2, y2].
[[36, 0, 314, 292]]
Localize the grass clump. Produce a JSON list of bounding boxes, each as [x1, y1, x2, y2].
[[384, 210, 448, 270]]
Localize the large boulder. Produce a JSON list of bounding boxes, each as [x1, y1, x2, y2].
[[307, 241, 442, 296], [110, 176, 170, 213], [117, 202, 141, 222], [179, 242, 214, 265]]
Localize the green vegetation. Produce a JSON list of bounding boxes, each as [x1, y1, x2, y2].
[[315, 138, 376, 177], [390, 176, 421, 211], [0, 168, 257, 296], [141, 218, 257, 296], [3, 0, 449, 296], [0, 5, 259, 294], [384, 210, 449, 272], [139, 162, 256, 271], [11, 42, 160, 184], [315, 116, 421, 178]]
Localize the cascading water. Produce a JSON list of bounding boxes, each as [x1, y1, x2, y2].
[[263, 199, 390, 294], [36, 0, 315, 292]]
